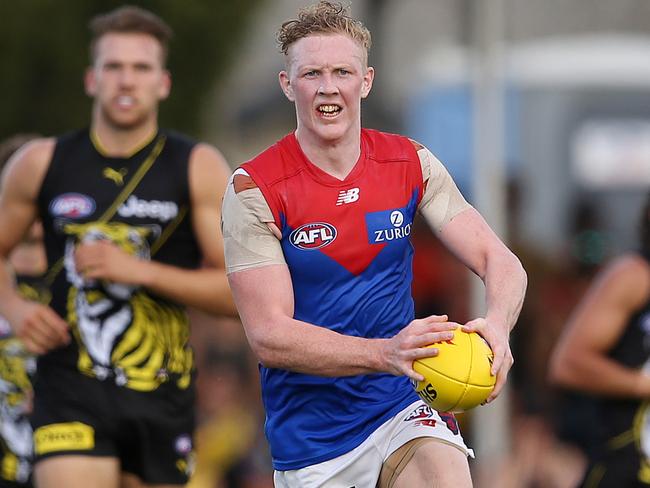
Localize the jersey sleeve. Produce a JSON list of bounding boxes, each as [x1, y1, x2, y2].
[[221, 168, 286, 274], [416, 143, 472, 232]]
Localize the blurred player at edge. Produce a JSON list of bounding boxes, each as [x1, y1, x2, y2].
[[0, 134, 48, 488], [221, 2, 527, 487], [550, 192, 650, 487], [0, 6, 234, 488]]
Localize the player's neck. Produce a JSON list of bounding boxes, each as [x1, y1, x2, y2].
[[91, 118, 159, 158], [297, 130, 361, 181]]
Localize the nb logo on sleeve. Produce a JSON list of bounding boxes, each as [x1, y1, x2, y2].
[[336, 188, 360, 206]]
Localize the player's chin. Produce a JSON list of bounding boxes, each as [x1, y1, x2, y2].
[[314, 121, 347, 139], [105, 112, 148, 130]]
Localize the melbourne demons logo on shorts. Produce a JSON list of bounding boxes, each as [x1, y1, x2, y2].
[[289, 222, 337, 250]]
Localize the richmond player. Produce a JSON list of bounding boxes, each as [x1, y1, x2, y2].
[[0, 6, 233, 488], [0, 134, 48, 488]]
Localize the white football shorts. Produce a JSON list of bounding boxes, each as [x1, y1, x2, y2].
[[273, 399, 474, 488]]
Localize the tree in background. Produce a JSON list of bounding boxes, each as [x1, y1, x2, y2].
[[0, 0, 264, 139]]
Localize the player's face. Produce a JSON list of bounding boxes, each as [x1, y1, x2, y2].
[[85, 33, 170, 130], [279, 33, 374, 146]]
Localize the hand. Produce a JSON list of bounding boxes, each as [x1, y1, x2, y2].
[[462, 317, 513, 403], [383, 315, 458, 381], [10, 299, 69, 355], [74, 240, 146, 286]]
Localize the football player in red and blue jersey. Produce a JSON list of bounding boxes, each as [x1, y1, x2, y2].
[[222, 2, 527, 487]]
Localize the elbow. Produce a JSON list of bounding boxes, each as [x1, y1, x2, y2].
[[508, 249, 527, 286], [254, 349, 285, 370], [252, 344, 275, 368], [246, 330, 283, 369], [547, 349, 578, 389], [482, 248, 527, 288], [506, 252, 528, 304], [547, 357, 564, 387], [518, 260, 528, 295]]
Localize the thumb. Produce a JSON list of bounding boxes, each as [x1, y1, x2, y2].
[[461, 317, 485, 332]]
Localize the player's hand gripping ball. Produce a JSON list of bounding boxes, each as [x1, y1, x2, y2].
[[412, 330, 496, 413]]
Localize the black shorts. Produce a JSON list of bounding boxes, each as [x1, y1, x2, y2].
[[579, 442, 650, 487], [30, 366, 195, 485], [0, 479, 32, 488]]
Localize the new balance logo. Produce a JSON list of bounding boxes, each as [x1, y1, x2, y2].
[[336, 188, 360, 206]]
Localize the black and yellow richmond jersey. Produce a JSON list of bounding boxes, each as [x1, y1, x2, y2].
[[0, 275, 49, 486], [580, 253, 650, 487], [36, 129, 201, 392]]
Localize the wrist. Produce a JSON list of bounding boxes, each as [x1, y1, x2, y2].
[[0, 293, 27, 332], [135, 259, 157, 288], [369, 338, 389, 373], [484, 314, 511, 334]]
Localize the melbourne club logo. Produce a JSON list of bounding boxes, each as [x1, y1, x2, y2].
[[289, 222, 337, 250], [336, 188, 360, 206]]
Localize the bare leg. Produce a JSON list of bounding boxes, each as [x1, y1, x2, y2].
[[34, 456, 120, 488], [388, 439, 472, 488]]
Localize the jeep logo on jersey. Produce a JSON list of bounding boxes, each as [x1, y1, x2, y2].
[[49, 193, 96, 219], [366, 207, 412, 244], [289, 222, 337, 250], [117, 195, 178, 222]]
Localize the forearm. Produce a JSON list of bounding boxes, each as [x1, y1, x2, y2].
[[137, 260, 236, 317], [245, 314, 388, 376], [483, 249, 527, 331], [0, 260, 22, 326], [551, 352, 650, 398]]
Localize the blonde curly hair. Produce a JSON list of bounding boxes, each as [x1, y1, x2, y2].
[[277, 1, 371, 63]]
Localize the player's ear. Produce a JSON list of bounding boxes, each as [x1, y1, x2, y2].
[[84, 67, 97, 97], [361, 66, 374, 99], [158, 69, 171, 100], [279, 71, 295, 102]]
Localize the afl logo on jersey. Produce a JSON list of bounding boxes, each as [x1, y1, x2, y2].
[[289, 222, 337, 250], [49, 193, 96, 219]]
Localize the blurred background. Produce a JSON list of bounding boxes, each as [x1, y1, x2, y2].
[[3, 0, 650, 486]]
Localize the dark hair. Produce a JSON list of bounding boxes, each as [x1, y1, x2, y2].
[[277, 1, 371, 61], [89, 5, 173, 64], [641, 191, 650, 255]]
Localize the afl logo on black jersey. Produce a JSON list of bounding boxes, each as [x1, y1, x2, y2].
[[289, 222, 337, 250], [49, 193, 96, 219]]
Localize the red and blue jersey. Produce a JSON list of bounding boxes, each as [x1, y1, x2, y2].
[[241, 129, 425, 470]]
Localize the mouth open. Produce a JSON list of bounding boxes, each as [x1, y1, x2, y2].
[[317, 104, 341, 117], [116, 95, 136, 109]]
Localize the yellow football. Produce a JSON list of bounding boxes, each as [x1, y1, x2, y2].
[[412, 330, 496, 413]]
